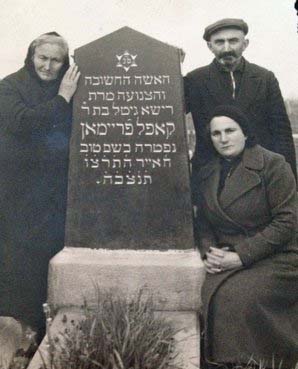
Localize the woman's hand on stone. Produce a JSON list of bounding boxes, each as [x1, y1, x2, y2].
[[204, 247, 242, 273], [58, 64, 81, 103]]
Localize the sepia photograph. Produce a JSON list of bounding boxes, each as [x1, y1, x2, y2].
[[0, 1, 297, 368]]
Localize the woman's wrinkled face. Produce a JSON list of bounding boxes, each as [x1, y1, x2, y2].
[[210, 116, 247, 158], [33, 43, 65, 81]]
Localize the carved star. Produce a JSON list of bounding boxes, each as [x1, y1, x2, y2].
[[116, 50, 138, 72]]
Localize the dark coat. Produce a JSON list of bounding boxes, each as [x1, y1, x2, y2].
[[184, 58, 297, 181], [195, 145, 298, 367], [0, 59, 71, 334]]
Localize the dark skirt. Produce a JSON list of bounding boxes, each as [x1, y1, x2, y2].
[[202, 252, 298, 368], [0, 162, 68, 338]]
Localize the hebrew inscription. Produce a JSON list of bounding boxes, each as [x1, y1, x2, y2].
[[78, 61, 177, 186]]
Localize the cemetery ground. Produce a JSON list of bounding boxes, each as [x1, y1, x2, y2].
[[0, 314, 298, 369]]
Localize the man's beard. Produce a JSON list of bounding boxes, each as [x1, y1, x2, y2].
[[218, 51, 240, 67]]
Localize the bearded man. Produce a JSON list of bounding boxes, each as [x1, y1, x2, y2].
[[184, 18, 297, 181]]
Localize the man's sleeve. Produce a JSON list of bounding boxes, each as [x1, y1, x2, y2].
[[266, 71, 297, 181], [183, 75, 191, 114]]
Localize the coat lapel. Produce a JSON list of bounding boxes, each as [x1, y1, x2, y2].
[[199, 159, 240, 228], [199, 159, 220, 206], [236, 60, 262, 110], [219, 146, 264, 209], [199, 146, 264, 224], [204, 62, 232, 105], [203, 59, 262, 110]]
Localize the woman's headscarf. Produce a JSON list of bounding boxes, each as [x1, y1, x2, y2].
[[24, 31, 70, 84]]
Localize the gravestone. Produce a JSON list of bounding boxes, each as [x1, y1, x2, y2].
[[65, 26, 194, 250], [28, 28, 204, 369]]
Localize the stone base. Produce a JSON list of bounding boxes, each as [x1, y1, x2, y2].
[[48, 247, 204, 311], [29, 247, 205, 369]]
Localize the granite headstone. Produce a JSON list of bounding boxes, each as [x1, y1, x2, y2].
[[65, 27, 194, 250]]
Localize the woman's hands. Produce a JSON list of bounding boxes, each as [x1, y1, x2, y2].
[[58, 64, 81, 103], [204, 247, 243, 274]]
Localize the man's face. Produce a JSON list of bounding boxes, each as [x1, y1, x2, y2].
[[207, 28, 249, 68], [33, 43, 65, 81]]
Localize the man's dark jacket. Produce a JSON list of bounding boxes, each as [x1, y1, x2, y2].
[[184, 58, 297, 180]]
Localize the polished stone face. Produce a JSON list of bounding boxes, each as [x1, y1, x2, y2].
[[65, 27, 194, 250]]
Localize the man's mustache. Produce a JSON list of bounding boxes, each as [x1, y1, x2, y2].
[[219, 51, 237, 58]]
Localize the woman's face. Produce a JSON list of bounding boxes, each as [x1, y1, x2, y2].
[[32, 43, 65, 82], [210, 116, 247, 158]]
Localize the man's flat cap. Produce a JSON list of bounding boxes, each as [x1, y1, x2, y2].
[[203, 18, 248, 41]]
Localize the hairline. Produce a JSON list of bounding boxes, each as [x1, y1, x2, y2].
[[208, 28, 246, 42], [207, 114, 256, 147], [31, 35, 69, 60]]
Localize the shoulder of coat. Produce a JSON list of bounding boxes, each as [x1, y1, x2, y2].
[[185, 63, 211, 81], [1, 67, 30, 88], [244, 59, 273, 77], [244, 145, 285, 172], [197, 159, 218, 181], [260, 145, 287, 166]]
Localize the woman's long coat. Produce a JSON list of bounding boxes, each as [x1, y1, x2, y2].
[[0, 61, 71, 335], [196, 145, 298, 367]]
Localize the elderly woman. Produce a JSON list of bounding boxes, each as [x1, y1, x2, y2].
[[0, 32, 80, 342], [195, 105, 298, 368]]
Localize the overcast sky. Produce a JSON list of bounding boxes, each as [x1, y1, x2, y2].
[[1, 0, 297, 98]]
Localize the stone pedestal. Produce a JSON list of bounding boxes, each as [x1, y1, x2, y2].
[[28, 248, 205, 369], [48, 248, 203, 311]]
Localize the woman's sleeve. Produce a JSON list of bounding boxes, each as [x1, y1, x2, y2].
[[234, 155, 297, 266], [0, 79, 71, 134], [195, 189, 217, 259]]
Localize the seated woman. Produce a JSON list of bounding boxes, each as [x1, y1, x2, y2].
[[195, 105, 298, 368]]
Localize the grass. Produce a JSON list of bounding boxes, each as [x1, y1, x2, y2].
[[39, 288, 181, 369], [4, 289, 297, 369]]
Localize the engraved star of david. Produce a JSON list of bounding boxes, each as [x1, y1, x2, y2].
[[116, 51, 137, 72]]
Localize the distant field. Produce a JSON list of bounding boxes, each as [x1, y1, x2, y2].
[[286, 99, 298, 134]]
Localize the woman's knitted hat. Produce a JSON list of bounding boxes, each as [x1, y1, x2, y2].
[[209, 104, 256, 147]]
